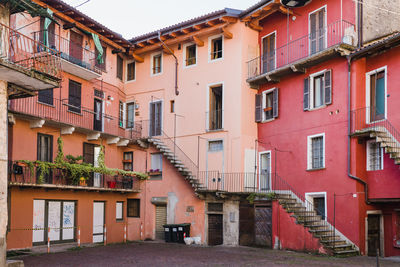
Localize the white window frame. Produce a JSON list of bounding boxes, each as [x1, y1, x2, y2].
[[150, 52, 163, 76], [206, 82, 224, 131], [261, 88, 276, 122], [148, 99, 163, 136], [116, 201, 123, 221], [308, 5, 328, 54], [183, 42, 197, 68], [125, 60, 136, 83], [126, 101, 136, 129], [366, 140, 384, 171], [309, 69, 327, 110], [259, 151, 272, 191], [261, 30, 277, 71], [151, 153, 163, 171], [208, 34, 224, 63], [365, 66, 387, 123], [307, 133, 325, 170], [118, 101, 127, 128], [305, 192, 327, 221], [208, 139, 224, 153]]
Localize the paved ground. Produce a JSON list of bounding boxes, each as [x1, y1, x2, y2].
[[12, 242, 400, 267]]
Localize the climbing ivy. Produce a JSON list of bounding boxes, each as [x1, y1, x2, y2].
[[246, 192, 276, 204]]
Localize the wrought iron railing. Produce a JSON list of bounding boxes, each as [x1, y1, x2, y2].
[[247, 20, 355, 80], [33, 31, 100, 74], [0, 22, 61, 80], [8, 161, 141, 191], [206, 109, 223, 131]]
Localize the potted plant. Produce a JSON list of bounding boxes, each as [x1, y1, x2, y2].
[[148, 169, 162, 176], [79, 177, 87, 186]]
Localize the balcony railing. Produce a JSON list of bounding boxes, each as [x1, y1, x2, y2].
[[9, 161, 141, 191], [8, 95, 136, 140], [0, 22, 61, 80], [206, 109, 223, 131], [33, 31, 100, 74], [247, 20, 355, 80]]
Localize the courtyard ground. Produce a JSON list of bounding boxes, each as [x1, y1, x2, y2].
[[11, 241, 400, 267]]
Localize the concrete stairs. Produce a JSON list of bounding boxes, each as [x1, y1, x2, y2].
[[145, 138, 206, 192], [276, 193, 359, 256]]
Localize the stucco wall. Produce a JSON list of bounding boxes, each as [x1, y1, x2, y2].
[[223, 200, 240, 246]]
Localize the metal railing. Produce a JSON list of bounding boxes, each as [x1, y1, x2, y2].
[[33, 31, 100, 74], [206, 109, 223, 131], [8, 161, 141, 191], [350, 107, 400, 154], [0, 22, 61, 80], [247, 20, 355, 80]]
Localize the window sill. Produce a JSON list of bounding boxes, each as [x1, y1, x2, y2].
[[151, 72, 163, 77], [209, 57, 223, 63], [184, 63, 197, 69], [367, 168, 384, 172], [67, 110, 83, 116], [206, 128, 224, 133], [37, 101, 55, 108], [261, 118, 275, 124], [306, 167, 326, 172], [125, 79, 136, 84], [306, 105, 327, 112]]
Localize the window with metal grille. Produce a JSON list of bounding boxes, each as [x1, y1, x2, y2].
[[152, 53, 162, 74], [211, 37, 223, 60], [307, 134, 325, 170], [367, 140, 383, 171], [208, 140, 223, 152], [127, 199, 140, 218], [208, 203, 223, 212]]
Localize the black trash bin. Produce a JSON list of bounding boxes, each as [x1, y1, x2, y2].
[[163, 225, 172, 242], [171, 225, 179, 242], [177, 223, 191, 243]]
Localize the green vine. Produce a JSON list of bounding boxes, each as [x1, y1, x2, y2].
[[247, 192, 276, 204], [17, 137, 148, 185]]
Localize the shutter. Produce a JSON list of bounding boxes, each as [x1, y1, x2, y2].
[[155, 205, 167, 240], [255, 93, 262, 122], [324, 70, 332, 105], [303, 78, 310, 110], [273, 88, 279, 118]]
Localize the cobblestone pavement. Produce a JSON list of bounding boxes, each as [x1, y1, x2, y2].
[[14, 241, 400, 267]]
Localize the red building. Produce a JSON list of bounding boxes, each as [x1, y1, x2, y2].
[[242, 0, 400, 257]]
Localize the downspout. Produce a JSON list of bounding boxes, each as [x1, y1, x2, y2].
[[357, 0, 363, 48], [347, 56, 369, 204], [158, 32, 179, 96]]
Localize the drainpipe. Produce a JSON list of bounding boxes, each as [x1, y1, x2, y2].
[[347, 56, 369, 204], [158, 32, 179, 96], [357, 0, 363, 48]]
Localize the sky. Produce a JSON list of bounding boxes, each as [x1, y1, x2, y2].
[[62, 0, 261, 39]]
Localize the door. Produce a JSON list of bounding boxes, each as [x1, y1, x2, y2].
[[262, 33, 275, 73], [149, 101, 162, 136], [155, 205, 167, 240], [37, 133, 53, 184], [368, 214, 381, 256], [209, 86, 223, 130], [208, 214, 223, 245], [93, 146, 101, 187], [94, 98, 103, 131], [239, 203, 255, 246], [69, 31, 83, 62], [310, 8, 326, 54], [93, 202, 105, 243], [259, 152, 271, 191], [370, 71, 385, 122], [68, 80, 81, 113], [313, 197, 326, 220], [254, 206, 272, 247]]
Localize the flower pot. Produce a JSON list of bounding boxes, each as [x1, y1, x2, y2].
[[107, 181, 116, 188], [79, 179, 87, 186]]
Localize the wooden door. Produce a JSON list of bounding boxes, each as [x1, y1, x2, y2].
[[368, 214, 381, 256], [254, 206, 272, 247], [310, 8, 325, 54], [208, 214, 223, 245], [155, 205, 167, 240], [262, 33, 275, 73], [69, 31, 83, 61], [239, 204, 255, 246], [93, 98, 103, 131], [93, 202, 105, 243]]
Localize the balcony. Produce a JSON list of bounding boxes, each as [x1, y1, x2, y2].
[[9, 161, 141, 193], [206, 109, 223, 131], [247, 20, 355, 86], [8, 95, 136, 142], [0, 22, 61, 93], [33, 31, 101, 80]]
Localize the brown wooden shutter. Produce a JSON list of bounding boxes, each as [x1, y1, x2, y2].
[[303, 78, 310, 110], [255, 93, 262, 122], [273, 88, 279, 118], [324, 69, 332, 105]]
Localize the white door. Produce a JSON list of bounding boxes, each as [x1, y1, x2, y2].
[[93, 202, 105, 243], [62, 202, 75, 240], [48, 201, 61, 241], [93, 146, 101, 187], [33, 200, 45, 243], [259, 152, 271, 191]]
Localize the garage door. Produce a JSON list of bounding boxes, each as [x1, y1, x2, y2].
[[155, 205, 167, 240], [254, 206, 272, 247], [208, 214, 223, 245]]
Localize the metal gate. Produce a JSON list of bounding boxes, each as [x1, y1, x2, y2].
[[155, 205, 167, 240], [208, 214, 223, 246], [254, 206, 272, 247]]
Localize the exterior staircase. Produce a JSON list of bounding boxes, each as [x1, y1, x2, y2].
[[276, 193, 359, 256]]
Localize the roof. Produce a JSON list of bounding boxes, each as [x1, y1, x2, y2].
[[351, 32, 400, 59], [130, 8, 242, 43], [239, 0, 273, 18]]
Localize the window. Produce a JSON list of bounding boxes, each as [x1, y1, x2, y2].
[[368, 69, 386, 122], [127, 199, 140, 217], [185, 44, 196, 66], [208, 85, 223, 130], [170, 100, 175, 113], [152, 53, 162, 75], [208, 203, 223, 212], [68, 80, 82, 113], [149, 101, 162, 136], [304, 70, 331, 110], [37, 133, 53, 162], [117, 55, 123, 80], [95, 46, 106, 71], [257, 88, 278, 122], [127, 61, 135, 81], [309, 7, 326, 54], [262, 32, 276, 73], [126, 102, 135, 128], [150, 153, 162, 174], [116, 202, 123, 221], [38, 89, 54, 106], [119, 101, 125, 128], [307, 134, 325, 170], [210, 36, 223, 60], [208, 140, 223, 152], [123, 152, 133, 171], [367, 140, 383, 171]]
